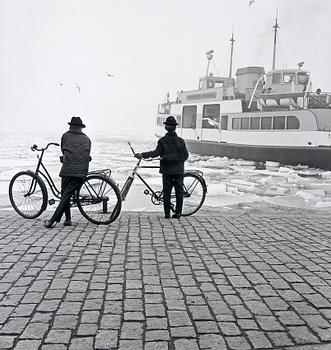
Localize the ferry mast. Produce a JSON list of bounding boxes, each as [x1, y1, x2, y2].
[[229, 32, 235, 78], [272, 11, 279, 69]]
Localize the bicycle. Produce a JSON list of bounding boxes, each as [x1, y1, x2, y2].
[[9, 143, 122, 225], [9, 142, 206, 225], [120, 142, 207, 216]]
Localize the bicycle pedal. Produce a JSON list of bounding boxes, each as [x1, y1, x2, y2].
[[49, 199, 55, 205]]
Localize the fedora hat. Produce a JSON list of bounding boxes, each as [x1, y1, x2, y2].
[[164, 116, 178, 126], [68, 116, 85, 128]]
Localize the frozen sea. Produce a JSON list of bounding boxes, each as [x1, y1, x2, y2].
[[1, 130, 331, 213]]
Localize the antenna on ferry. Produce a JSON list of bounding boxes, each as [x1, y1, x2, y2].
[[272, 7, 279, 70], [298, 61, 304, 70], [229, 30, 235, 78], [205, 50, 214, 77]]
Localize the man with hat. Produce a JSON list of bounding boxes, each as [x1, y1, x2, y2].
[[135, 116, 189, 219], [44, 116, 92, 228]]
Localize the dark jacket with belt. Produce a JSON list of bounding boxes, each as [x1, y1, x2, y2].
[[142, 131, 189, 174], [59, 129, 91, 178]]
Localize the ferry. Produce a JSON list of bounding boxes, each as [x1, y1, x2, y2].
[[155, 19, 331, 170]]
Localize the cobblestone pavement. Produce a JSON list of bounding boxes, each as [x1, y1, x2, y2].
[[0, 205, 331, 350]]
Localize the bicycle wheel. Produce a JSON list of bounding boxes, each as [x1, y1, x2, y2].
[[77, 175, 122, 225], [9, 171, 48, 219], [171, 172, 207, 216]]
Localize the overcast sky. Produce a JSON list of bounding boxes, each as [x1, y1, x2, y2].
[[1, 0, 330, 135]]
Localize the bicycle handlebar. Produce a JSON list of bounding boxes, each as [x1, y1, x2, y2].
[[31, 142, 60, 152]]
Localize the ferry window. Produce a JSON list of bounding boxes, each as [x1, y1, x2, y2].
[[298, 72, 309, 85], [272, 73, 282, 84], [221, 115, 228, 130], [250, 117, 260, 130], [241, 118, 249, 130], [202, 104, 220, 128], [283, 73, 295, 83], [261, 117, 272, 130], [287, 116, 300, 129], [182, 106, 197, 129], [232, 118, 240, 129], [273, 116, 286, 129]]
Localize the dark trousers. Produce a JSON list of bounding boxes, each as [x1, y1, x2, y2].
[[50, 176, 84, 223], [162, 174, 184, 216]]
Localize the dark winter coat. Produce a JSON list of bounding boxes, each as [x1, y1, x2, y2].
[[141, 131, 189, 174], [59, 129, 91, 178]]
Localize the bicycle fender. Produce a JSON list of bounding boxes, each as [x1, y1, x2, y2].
[[185, 171, 208, 193], [26, 170, 49, 211]]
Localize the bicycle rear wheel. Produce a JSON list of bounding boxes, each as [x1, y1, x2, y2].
[[171, 172, 207, 216], [77, 175, 122, 225], [9, 171, 48, 219]]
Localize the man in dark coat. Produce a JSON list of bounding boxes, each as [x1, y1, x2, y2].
[[44, 116, 91, 228], [135, 116, 189, 219]]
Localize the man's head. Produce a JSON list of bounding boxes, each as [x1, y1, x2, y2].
[[68, 116, 86, 129], [164, 116, 178, 132]]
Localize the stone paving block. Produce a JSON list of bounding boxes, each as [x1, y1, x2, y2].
[[145, 341, 169, 350], [118, 339, 143, 350], [0, 317, 29, 335], [174, 338, 199, 350], [225, 335, 251, 350], [0, 335, 15, 349], [45, 329, 71, 344], [196, 321, 219, 334], [0, 306, 14, 323], [53, 315, 78, 330], [14, 339, 42, 350], [147, 317, 168, 330], [145, 330, 170, 341], [219, 321, 241, 336], [42, 344, 67, 350], [20, 322, 49, 340], [68, 336, 94, 350], [120, 322, 143, 339], [288, 325, 320, 344], [94, 329, 118, 349], [267, 331, 294, 347], [246, 330, 272, 348], [170, 326, 196, 338]]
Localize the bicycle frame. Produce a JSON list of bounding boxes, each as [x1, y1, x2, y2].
[[32, 146, 61, 200], [120, 158, 162, 202]]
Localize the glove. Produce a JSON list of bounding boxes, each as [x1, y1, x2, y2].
[[135, 153, 143, 159]]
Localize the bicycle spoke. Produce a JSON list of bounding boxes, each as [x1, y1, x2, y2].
[[77, 175, 121, 224], [9, 172, 47, 219], [175, 173, 206, 216]]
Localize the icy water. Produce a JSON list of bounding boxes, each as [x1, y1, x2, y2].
[[1, 131, 331, 213]]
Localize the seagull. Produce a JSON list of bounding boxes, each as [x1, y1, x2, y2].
[[74, 83, 80, 93], [106, 72, 115, 78], [249, 0, 255, 6]]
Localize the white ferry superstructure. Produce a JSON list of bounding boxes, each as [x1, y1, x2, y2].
[[155, 20, 331, 170]]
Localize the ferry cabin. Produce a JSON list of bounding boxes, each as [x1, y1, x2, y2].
[[156, 68, 331, 150]]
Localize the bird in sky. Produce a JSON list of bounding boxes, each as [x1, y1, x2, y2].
[[74, 83, 80, 93], [106, 72, 115, 78], [249, 0, 255, 6]]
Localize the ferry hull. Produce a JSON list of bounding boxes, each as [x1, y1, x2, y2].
[[185, 140, 331, 170]]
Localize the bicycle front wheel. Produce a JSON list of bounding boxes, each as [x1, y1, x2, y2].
[[9, 171, 48, 219], [173, 172, 207, 216], [77, 175, 122, 225]]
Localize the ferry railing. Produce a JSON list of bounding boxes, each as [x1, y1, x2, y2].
[[248, 76, 265, 109]]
